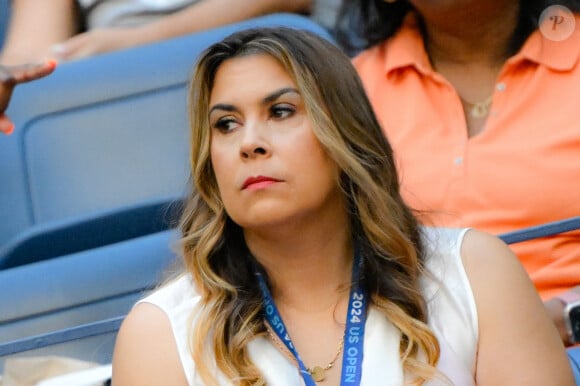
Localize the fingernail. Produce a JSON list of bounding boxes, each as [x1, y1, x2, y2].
[[3, 123, 15, 135], [46, 59, 58, 69]]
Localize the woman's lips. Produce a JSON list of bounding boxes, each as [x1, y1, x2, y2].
[[242, 176, 281, 190]]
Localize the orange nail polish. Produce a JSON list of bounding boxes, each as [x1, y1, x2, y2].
[[46, 59, 58, 69], [3, 123, 15, 135]]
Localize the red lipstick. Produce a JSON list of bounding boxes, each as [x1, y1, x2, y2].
[[242, 175, 281, 190]]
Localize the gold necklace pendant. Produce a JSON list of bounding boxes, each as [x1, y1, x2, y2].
[[306, 338, 343, 383], [465, 95, 493, 119], [265, 321, 344, 383], [309, 366, 326, 382], [470, 100, 491, 118]]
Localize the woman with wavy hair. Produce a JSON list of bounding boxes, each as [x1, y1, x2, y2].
[[112, 27, 572, 385]]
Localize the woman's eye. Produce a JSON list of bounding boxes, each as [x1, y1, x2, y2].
[[270, 104, 295, 120], [213, 117, 238, 132]]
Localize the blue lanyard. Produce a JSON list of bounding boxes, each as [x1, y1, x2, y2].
[[255, 249, 367, 385]]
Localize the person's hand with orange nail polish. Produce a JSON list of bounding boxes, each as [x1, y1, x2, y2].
[[0, 60, 56, 135]]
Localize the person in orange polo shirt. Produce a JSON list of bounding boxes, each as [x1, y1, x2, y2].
[[342, 0, 580, 345]]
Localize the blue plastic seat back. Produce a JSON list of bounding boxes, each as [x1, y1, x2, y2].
[[0, 196, 183, 269], [0, 229, 180, 372]]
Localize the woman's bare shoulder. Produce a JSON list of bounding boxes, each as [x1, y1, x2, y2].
[[459, 229, 574, 386], [112, 302, 189, 385]]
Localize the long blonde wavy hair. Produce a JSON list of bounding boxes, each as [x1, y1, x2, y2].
[[179, 27, 440, 385]]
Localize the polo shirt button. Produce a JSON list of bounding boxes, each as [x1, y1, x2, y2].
[[496, 83, 506, 91], [454, 156, 463, 165]]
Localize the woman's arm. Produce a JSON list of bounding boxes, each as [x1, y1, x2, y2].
[[0, 0, 79, 64], [461, 229, 574, 385], [46, 0, 312, 61], [134, 0, 312, 42], [112, 303, 188, 385]]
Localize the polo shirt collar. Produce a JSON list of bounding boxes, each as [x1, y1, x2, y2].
[[383, 13, 433, 76], [510, 15, 580, 72], [384, 13, 580, 75]]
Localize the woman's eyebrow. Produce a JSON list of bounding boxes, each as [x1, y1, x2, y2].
[[209, 87, 299, 115], [209, 103, 239, 115], [262, 87, 300, 104]]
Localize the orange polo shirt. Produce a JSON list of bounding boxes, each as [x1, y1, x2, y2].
[[353, 14, 580, 300]]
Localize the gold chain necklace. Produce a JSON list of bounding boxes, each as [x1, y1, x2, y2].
[[265, 322, 344, 382]]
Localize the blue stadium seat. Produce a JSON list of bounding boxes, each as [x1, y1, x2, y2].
[[0, 196, 183, 269], [0, 13, 335, 269], [0, 229, 179, 373]]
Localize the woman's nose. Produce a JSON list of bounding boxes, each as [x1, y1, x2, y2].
[[239, 122, 270, 159]]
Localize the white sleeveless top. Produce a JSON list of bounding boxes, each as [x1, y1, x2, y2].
[[76, 0, 197, 28], [138, 227, 477, 385]]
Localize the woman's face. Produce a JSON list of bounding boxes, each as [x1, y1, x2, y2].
[[209, 53, 343, 231]]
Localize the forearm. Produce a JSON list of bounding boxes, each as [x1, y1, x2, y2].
[[0, 0, 79, 64], [132, 0, 312, 45]]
